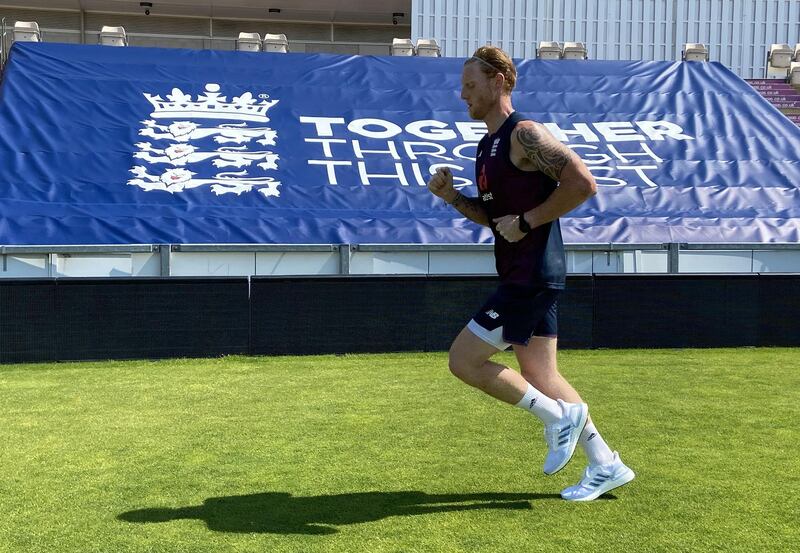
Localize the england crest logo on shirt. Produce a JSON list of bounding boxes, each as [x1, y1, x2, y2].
[[127, 83, 281, 197]]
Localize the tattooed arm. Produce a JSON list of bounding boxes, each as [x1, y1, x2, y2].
[[427, 167, 490, 226], [511, 121, 597, 230], [449, 191, 490, 226]]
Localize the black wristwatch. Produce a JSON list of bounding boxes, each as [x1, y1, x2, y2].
[[518, 214, 532, 233]]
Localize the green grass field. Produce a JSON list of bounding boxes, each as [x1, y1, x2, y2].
[[1, 348, 797, 553]]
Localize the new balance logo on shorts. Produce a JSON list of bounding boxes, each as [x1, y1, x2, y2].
[[529, 398, 537, 408], [486, 309, 499, 319], [587, 432, 597, 441]]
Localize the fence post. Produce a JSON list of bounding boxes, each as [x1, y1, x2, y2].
[[667, 242, 680, 273], [339, 244, 352, 275], [159, 244, 171, 276], [1, 17, 6, 70]]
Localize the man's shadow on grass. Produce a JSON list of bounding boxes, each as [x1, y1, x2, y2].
[[118, 490, 561, 535]]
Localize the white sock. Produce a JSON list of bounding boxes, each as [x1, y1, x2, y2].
[[515, 384, 563, 425], [579, 421, 615, 465]]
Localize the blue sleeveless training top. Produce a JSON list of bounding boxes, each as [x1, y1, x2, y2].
[[475, 111, 566, 288]]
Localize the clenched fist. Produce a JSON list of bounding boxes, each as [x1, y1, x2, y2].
[[493, 214, 528, 243], [427, 167, 458, 204]]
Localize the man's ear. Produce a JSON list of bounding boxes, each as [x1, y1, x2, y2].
[[495, 72, 505, 93]]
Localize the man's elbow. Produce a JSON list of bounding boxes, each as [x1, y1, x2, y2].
[[561, 161, 597, 200], [575, 175, 596, 200], [584, 176, 597, 198]]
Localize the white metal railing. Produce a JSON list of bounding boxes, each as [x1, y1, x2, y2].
[[2, 243, 800, 278]]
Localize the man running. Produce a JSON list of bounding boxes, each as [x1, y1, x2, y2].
[[427, 46, 634, 501]]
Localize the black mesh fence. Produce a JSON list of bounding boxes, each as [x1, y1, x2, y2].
[[249, 276, 498, 355], [1, 274, 798, 362], [0, 278, 249, 363], [592, 275, 762, 348]]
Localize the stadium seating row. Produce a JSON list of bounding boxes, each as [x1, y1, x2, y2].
[[6, 18, 799, 81], [745, 79, 800, 127], [766, 43, 800, 83]]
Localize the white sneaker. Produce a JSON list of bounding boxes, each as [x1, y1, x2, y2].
[[542, 399, 588, 475], [560, 452, 635, 501]]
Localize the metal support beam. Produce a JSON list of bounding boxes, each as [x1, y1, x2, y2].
[[0, 17, 6, 69], [339, 244, 352, 274], [355, 243, 495, 252], [667, 242, 680, 273], [173, 244, 335, 252], [160, 245, 171, 276], [47, 253, 57, 277], [0, 245, 155, 254]]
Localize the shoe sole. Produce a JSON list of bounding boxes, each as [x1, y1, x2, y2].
[[543, 402, 589, 476], [562, 468, 636, 501]]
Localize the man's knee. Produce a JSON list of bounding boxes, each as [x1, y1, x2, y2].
[[447, 349, 469, 380], [448, 347, 481, 383]]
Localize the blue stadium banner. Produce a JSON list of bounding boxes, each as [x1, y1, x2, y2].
[[0, 42, 798, 245]]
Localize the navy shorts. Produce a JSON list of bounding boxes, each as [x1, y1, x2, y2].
[[467, 284, 560, 350]]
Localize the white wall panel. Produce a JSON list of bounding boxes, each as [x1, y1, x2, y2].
[[566, 251, 593, 273], [170, 252, 254, 276], [428, 251, 495, 274], [131, 252, 161, 276], [592, 250, 623, 273], [679, 251, 753, 272], [255, 251, 339, 275], [349, 251, 428, 274], [56, 254, 132, 277], [412, 0, 800, 78], [622, 250, 670, 272], [0, 255, 49, 278], [752, 251, 800, 273]]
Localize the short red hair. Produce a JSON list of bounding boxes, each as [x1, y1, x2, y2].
[[465, 46, 517, 94]]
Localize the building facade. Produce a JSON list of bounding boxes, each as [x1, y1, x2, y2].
[[412, 0, 800, 78]]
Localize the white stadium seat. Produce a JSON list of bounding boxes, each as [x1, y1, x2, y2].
[[236, 32, 261, 52], [537, 41, 561, 60], [768, 44, 793, 68], [263, 33, 288, 53], [789, 62, 800, 86], [562, 41, 588, 60], [766, 44, 793, 79], [793, 43, 800, 62], [391, 38, 414, 56], [13, 21, 41, 43], [416, 38, 441, 57], [682, 43, 708, 62], [99, 26, 127, 47]]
